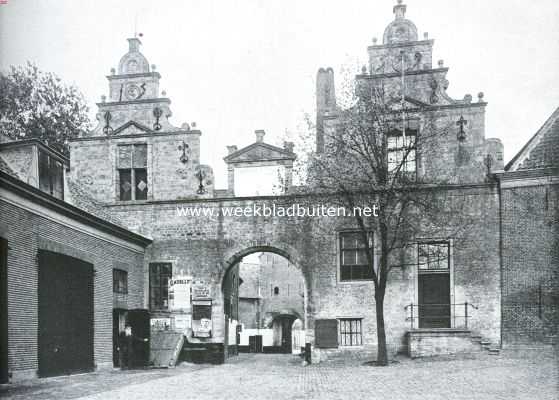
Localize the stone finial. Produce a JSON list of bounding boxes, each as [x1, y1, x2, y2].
[[478, 92, 485, 102], [181, 122, 191, 130], [110, 68, 116, 75], [361, 65, 367, 74], [227, 145, 238, 155], [424, 32, 429, 40], [151, 64, 157, 71], [101, 95, 106, 103], [162, 90, 167, 96], [372, 37, 378, 45], [284, 141, 294, 153], [394, 0, 406, 19], [438, 59, 444, 68], [255, 129, 266, 143], [464, 94, 472, 104], [191, 122, 197, 128]]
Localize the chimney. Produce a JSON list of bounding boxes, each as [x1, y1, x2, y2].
[[283, 141, 294, 153], [255, 130, 266, 143], [227, 145, 238, 155]]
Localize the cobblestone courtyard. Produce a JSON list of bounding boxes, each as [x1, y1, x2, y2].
[[1, 350, 557, 400]]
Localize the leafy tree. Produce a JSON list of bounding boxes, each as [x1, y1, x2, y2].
[[0, 62, 91, 155]]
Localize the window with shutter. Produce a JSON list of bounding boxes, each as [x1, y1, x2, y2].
[[118, 144, 148, 201]]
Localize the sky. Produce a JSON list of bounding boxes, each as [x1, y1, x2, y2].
[[1, 0, 558, 188]]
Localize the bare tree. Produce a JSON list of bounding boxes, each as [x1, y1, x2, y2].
[[300, 78, 472, 365]]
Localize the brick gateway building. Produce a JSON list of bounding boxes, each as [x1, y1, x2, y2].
[[1, 1, 557, 380]]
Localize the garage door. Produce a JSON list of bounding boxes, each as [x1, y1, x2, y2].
[[38, 250, 94, 377]]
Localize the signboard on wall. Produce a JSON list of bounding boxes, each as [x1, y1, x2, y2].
[[150, 318, 171, 331], [192, 280, 211, 299], [173, 314, 192, 333], [169, 275, 192, 311]]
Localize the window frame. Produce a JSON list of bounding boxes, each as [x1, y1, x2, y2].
[[338, 231, 375, 282], [38, 149, 64, 200], [417, 241, 450, 273], [112, 268, 128, 295], [387, 129, 417, 179], [117, 143, 148, 201], [338, 318, 363, 347], [149, 262, 172, 311]]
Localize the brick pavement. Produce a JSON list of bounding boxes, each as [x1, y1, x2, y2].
[[1, 350, 557, 400]]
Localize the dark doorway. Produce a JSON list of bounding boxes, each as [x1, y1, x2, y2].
[[38, 251, 94, 377], [277, 315, 294, 353], [0, 238, 8, 383], [126, 309, 150, 368], [112, 309, 127, 367], [418, 273, 451, 328]]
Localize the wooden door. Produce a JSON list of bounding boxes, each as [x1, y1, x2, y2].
[[418, 273, 451, 328], [38, 251, 93, 377]]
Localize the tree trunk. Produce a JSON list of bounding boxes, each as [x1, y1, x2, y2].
[[375, 290, 388, 366]]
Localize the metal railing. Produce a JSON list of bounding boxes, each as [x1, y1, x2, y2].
[[404, 302, 478, 330]]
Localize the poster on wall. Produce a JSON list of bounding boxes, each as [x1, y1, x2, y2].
[[192, 299, 212, 338], [169, 274, 192, 311], [173, 314, 192, 333], [192, 280, 211, 299]]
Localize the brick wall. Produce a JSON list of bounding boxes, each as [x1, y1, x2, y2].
[[0, 198, 145, 379], [107, 185, 501, 356], [501, 181, 559, 345]]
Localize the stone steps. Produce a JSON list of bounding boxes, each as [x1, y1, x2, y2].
[[470, 334, 500, 355]]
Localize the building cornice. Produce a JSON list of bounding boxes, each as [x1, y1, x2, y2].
[[69, 130, 202, 142], [106, 72, 161, 80], [96, 97, 171, 107], [357, 67, 448, 80], [367, 39, 435, 51], [0, 139, 69, 165]]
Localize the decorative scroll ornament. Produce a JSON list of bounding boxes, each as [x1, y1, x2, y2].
[[196, 170, 206, 194], [153, 107, 163, 131], [102, 111, 113, 135], [456, 115, 468, 142], [429, 79, 439, 104], [178, 140, 189, 164]]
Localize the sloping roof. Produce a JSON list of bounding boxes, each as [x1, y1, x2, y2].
[[0, 171, 151, 247], [506, 107, 559, 171], [224, 142, 296, 164], [66, 179, 126, 228], [0, 156, 19, 179]]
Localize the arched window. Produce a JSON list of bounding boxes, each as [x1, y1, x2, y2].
[[273, 286, 279, 296]]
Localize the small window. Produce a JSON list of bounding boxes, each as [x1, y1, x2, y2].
[[339, 232, 373, 281], [38, 150, 64, 200], [273, 286, 279, 295], [113, 269, 128, 294], [418, 242, 449, 271], [338, 318, 363, 346], [149, 263, 172, 310], [118, 144, 148, 201]]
